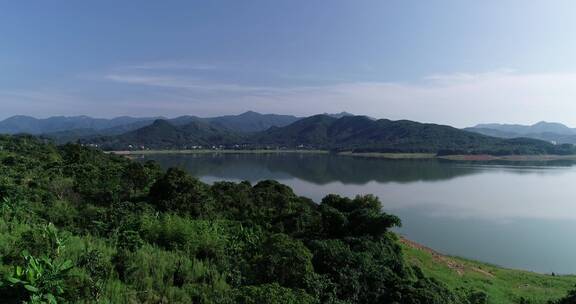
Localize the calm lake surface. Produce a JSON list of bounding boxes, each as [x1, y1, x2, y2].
[[137, 153, 576, 274]]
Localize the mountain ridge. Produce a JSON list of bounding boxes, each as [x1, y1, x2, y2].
[[0, 115, 163, 135], [5, 114, 576, 155], [466, 121, 576, 144], [0, 111, 303, 139], [84, 115, 576, 155], [86, 118, 246, 150], [473, 121, 576, 135]]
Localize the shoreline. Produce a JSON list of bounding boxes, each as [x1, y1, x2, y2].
[[109, 149, 329, 155], [108, 149, 576, 161], [400, 236, 576, 303], [109, 147, 576, 302], [439, 154, 576, 161]]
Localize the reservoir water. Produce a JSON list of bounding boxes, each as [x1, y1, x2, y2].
[[137, 152, 576, 274]]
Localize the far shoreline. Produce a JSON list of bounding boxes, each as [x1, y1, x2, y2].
[[108, 149, 576, 161], [109, 149, 329, 155]]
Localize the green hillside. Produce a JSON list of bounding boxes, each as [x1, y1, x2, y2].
[[257, 115, 576, 155], [402, 239, 576, 304], [1, 134, 575, 303], [0, 135, 474, 303], [87, 119, 246, 150], [86, 115, 576, 155]]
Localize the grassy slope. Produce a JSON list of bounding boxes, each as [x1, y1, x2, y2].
[[401, 239, 576, 304]]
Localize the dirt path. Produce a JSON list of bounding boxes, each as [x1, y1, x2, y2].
[[401, 237, 494, 278]]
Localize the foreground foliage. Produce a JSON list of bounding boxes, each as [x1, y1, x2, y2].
[[0, 135, 572, 303]]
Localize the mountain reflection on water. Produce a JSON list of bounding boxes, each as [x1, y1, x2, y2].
[[138, 152, 576, 273]]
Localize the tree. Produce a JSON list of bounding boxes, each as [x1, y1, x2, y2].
[[236, 283, 317, 304], [148, 168, 214, 217], [121, 162, 149, 194], [255, 234, 314, 289], [319, 194, 400, 238]]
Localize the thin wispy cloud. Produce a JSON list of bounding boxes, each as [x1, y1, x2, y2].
[[104, 74, 276, 93], [0, 90, 75, 101], [5, 1, 576, 125], [6, 68, 576, 126], [423, 69, 517, 84], [117, 61, 221, 71], [0, 89, 94, 118], [102, 69, 576, 127]]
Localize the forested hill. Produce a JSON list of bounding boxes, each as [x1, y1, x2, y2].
[[465, 121, 576, 145], [0, 134, 496, 303], [206, 110, 301, 132], [87, 119, 246, 150], [85, 114, 576, 155], [257, 115, 576, 155], [0, 112, 301, 138]]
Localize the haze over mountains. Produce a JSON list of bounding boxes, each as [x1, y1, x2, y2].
[[465, 121, 576, 144], [0, 115, 160, 135], [1, 112, 575, 155], [80, 114, 574, 155], [0, 111, 304, 135]]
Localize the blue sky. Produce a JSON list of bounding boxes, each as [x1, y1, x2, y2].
[[2, 0, 576, 126]]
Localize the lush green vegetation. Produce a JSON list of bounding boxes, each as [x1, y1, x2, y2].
[[85, 115, 576, 155], [87, 119, 246, 150], [402, 240, 576, 304], [257, 115, 575, 155], [1, 134, 575, 303], [0, 135, 467, 303]]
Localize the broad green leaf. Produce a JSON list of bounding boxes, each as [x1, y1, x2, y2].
[[26, 271, 35, 282], [44, 293, 57, 304], [7, 277, 22, 284], [59, 260, 73, 270], [15, 265, 23, 276], [24, 284, 39, 292]]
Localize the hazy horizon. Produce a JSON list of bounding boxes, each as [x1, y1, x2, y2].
[[5, 3, 576, 300], [2, 111, 576, 130], [3, 1, 576, 127]]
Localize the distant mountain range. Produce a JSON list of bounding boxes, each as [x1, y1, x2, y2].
[[82, 114, 575, 155], [254, 115, 575, 154], [0, 111, 358, 136], [167, 111, 301, 133], [465, 121, 576, 144], [0, 115, 160, 135], [2, 113, 574, 155], [0, 111, 302, 143]]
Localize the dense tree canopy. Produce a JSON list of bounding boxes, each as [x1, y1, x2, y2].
[[0, 134, 548, 303]]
